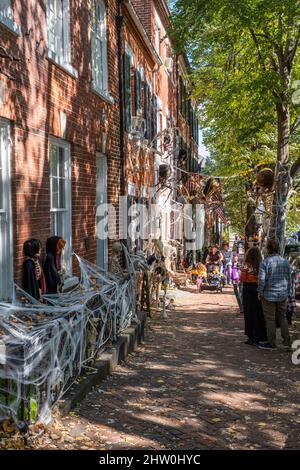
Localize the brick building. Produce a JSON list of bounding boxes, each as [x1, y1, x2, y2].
[[0, 0, 202, 301], [0, 0, 121, 299]]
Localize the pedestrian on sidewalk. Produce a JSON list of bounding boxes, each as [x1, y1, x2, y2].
[[240, 247, 267, 346], [222, 242, 232, 284], [257, 239, 292, 350], [206, 245, 223, 273], [231, 254, 243, 313]]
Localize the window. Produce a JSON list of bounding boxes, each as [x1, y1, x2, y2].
[[91, 0, 108, 96], [0, 119, 13, 301], [0, 0, 12, 20], [50, 139, 72, 274], [47, 0, 77, 76], [0, 0, 20, 34], [155, 24, 160, 56]]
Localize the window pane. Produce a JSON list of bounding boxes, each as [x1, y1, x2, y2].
[[0, 0, 12, 18], [58, 146, 65, 177], [51, 211, 63, 237], [51, 177, 59, 208], [47, 0, 63, 58], [59, 178, 66, 209], [92, 0, 107, 93], [50, 144, 58, 177]]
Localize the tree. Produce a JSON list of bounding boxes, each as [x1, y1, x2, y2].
[[171, 0, 300, 252]]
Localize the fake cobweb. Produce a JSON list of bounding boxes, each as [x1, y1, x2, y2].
[[0, 250, 138, 428]]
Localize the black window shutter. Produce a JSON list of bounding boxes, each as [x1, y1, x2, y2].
[[124, 53, 132, 132], [134, 70, 143, 117], [152, 95, 158, 147], [134, 70, 138, 114], [144, 83, 151, 140]]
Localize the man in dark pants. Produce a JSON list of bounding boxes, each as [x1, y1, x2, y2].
[[258, 239, 291, 350]]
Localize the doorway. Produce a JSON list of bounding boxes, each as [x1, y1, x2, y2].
[[0, 119, 13, 300], [96, 153, 108, 271]]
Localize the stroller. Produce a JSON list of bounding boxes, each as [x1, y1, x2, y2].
[[199, 264, 224, 293]]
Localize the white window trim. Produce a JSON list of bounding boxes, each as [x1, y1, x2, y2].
[[0, 1, 20, 35], [46, 0, 78, 78], [49, 136, 74, 281], [0, 118, 13, 301]]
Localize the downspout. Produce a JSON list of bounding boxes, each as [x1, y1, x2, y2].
[[116, 1, 125, 198]]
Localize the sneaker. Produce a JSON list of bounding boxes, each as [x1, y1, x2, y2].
[[258, 342, 276, 350]]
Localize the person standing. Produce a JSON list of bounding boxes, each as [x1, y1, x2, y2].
[[206, 245, 223, 273], [257, 239, 292, 350], [22, 238, 45, 300], [240, 247, 267, 345], [231, 254, 243, 313], [43, 236, 66, 294], [222, 242, 232, 284]]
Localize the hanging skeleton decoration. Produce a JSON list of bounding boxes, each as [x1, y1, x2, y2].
[[149, 240, 169, 319], [256, 168, 275, 191]]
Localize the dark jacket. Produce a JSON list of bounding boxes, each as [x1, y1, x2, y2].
[[22, 259, 40, 300], [43, 236, 61, 294]]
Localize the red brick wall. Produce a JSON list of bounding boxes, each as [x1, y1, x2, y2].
[[131, 0, 153, 40], [0, 0, 121, 283]]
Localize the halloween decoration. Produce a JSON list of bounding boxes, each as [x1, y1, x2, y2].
[[177, 148, 187, 166], [159, 163, 171, 181], [0, 248, 139, 432], [22, 239, 44, 301], [256, 168, 274, 190], [203, 177, 220, 197], [109, 241, 124, 275], [43, 236, 66, 294]]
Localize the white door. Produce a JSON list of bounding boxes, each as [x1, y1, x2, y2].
[[96, 154, 108, 270], [49, 138, 72, 275], [0, 119, 13, 300]]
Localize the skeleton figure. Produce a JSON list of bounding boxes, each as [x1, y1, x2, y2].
[[109, 242, 130, 279], [149, 240, 169, 319]]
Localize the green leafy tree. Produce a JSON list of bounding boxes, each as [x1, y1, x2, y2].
[[171, 0, 300, 252]]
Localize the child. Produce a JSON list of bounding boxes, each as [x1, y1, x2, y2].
[[196, 263, 207, 291], [22, 238, 45, 300], [231, 255, 243, 313], [43, 236, 66, 294]]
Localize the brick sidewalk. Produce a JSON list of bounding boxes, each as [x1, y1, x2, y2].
[[26, 288, 300, 449]]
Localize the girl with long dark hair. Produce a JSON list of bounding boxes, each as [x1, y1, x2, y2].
[[240, 247, 267, 345]]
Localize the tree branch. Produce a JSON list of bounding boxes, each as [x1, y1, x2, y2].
[[290, 117, 300, 134], [249, 29, 266, 71], [286, 26, 300, 67], [290, 156, 300, 178]]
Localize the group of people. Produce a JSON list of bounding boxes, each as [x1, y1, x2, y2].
[[22, 236, 66, 300], [201, 238, 294, 350], [241, 239, 293, 350]]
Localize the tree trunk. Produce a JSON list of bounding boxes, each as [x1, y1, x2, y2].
[[268, 103, 291, 254]]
